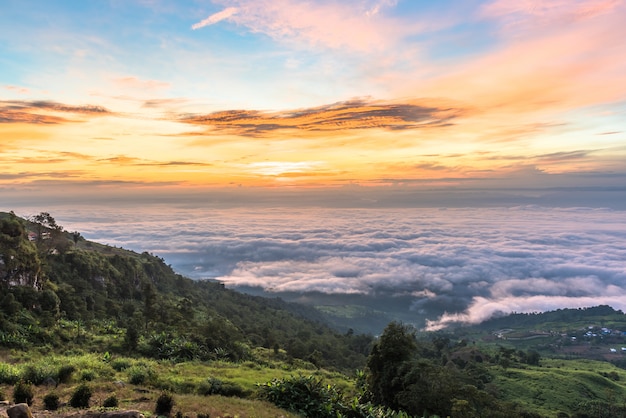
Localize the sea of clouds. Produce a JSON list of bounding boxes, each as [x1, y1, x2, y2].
[[13, 205, 626, 330]]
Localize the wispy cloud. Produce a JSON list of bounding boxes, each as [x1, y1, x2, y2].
[[192, 7, 238, 29], [481, 0, 622, 32], [197, 0, 413, 52], [3, 85, 31, 95]]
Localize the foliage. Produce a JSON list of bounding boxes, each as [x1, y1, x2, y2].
[[365, 321, 417, 409], [127, 363, 156, 385], [43, 393, 60, 410], [13, 381, 35, 405], [197, 377, 247, 397], [258, 375, 346, 418], [21, 364, 57, 385], [0, 362, 21, 384], [103, 394, 119, 408], [69, 383, 92, 408], [155, 391, 175, 416], [58, 364, 76, 383]]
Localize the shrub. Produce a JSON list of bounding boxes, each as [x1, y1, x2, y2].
[[103, 395, 119, 408], [258, 375, 344, 418], [69, 383, 92, 408], [80, 370, 96, 381], [155, 391, 175, 416], [197, 377, 246, 398], [43, 393, 60, 410], [0, 388, 6, 401], [13, 381, 35, 406], [57, 364, 76, 384], [0, 363, 20, 385], [127, 364, 155, 385], [22, 364, 57, 385], [111, 358, 132, 372]]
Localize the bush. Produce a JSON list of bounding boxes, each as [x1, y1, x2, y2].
[[258, 375, 344, 418], [13, 381, 35, 406], [43, 393, 60, 410], [69, 383, 92, 408], [57, 364, 76, 383], [80, 370, 96, 381], [127, 364, 155, 385], [103, 395, 119, 408], [0, 363, 20, 385], [0, 388, 6, 401], [197, 377, 246, 398], [22, 364, 57, 385], [155, 391, 175, 416], [111, 358, 132, 372]]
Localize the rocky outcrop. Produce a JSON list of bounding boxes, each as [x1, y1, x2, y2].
[[7, 404, 34, 418]]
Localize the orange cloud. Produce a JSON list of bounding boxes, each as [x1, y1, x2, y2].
[[0, 100, 112, 124], [179, 98, 468, 137]]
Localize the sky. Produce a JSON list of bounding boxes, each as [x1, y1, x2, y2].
[[1, 0, 626, 207]]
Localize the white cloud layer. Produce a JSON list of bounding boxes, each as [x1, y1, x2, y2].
[[11, 205, 626, 329]]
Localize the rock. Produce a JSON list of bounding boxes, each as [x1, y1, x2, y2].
[[7, 404, 33, 418]]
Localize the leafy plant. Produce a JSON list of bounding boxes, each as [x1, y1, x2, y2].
[[258, 375, 345, 418], [13, 381, 35, 406], [80, 369, 96, 381], [43, 393, 60, 410], [155, 391, 175, 416], [22, 363, 57, 385], [127, 363, 155, 385], [57, 364, 76, 383], [111, 358, 132, 372], [103, 395, 119, 408], [69, 383, 92, 408], [197, 377, 246, 398], [0, 363, 20, 385]]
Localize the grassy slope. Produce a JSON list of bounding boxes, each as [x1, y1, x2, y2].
[[0, 348, 355, 417], [491, 358, 626, 416]]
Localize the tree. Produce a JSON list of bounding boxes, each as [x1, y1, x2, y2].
[[365, 321, 417, 409], [30, 212, 68, 254], [0, 213, 43, 288]]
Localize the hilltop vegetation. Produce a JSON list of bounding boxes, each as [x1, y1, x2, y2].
[[2, 210, 626, 418]]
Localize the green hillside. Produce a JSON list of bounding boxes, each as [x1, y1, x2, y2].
[[0, 211, 372, 370]]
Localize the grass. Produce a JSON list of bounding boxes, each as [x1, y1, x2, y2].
[[0, 348, 350, 417], [490, 358, 626, 416]]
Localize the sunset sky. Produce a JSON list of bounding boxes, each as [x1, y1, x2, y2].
[[2, 0, 626, 207]]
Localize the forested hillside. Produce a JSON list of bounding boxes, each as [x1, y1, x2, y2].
[[0, 211, 372, 371]]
